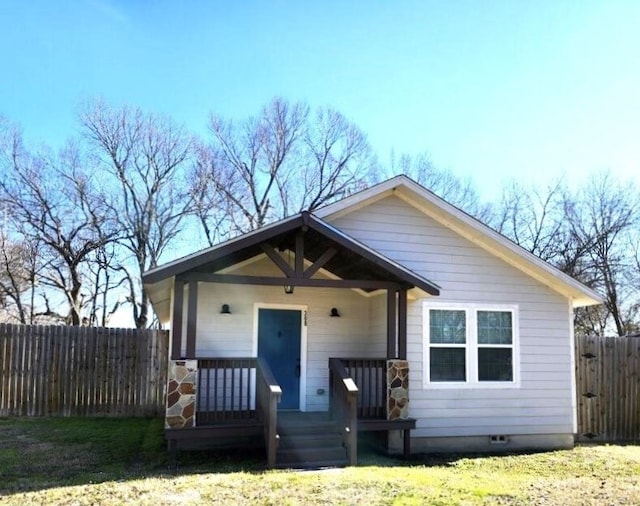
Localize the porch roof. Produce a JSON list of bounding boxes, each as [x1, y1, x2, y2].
[[143, 211, 440, 322]]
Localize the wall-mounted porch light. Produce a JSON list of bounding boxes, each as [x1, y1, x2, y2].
[[330, 307, 340, 317], [220, 304, 232, 314]]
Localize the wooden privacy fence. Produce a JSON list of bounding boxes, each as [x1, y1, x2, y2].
[[575, 334, 640, 442], [0, 324, 169, 417]]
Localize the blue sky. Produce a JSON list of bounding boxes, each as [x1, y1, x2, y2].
[[1, 0, 639, 199]]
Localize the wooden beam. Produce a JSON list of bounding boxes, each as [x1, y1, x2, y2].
[[181, 272, 404, 290], [260, 243, 295, 277], [357, 418, 416, 431], [143, 215, 305, 284], [387, 289, 397, 359], [295, 231, 304, 277], [186, 281, 198, 358], [171, 278, 184, 360], [303, 247, 337, 278], [398, 288, 408, 360]]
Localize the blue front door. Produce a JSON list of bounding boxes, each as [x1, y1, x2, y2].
[[257, 308, 302, 410]]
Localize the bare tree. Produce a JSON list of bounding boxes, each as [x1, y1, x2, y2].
[[297, 107, 374, 213], [491, 173, 639, 336], [85, 242, 128, 327], [566, 172, 639, 336], [192, 98, 376, 244], [493, 179, 568, 263], [386, 153, 492, 221], [0, 128, 116, 325], [81, 100, 194, 328], [0, 234, 36, 323], [190, 142, 241, 246]]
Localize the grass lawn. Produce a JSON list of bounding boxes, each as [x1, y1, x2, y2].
[[1, 417, 639, 505]]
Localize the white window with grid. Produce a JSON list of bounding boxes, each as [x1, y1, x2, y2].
[[423, 303, 520, 388]]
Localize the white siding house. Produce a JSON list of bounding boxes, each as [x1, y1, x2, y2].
[[144, 175, 602, 460]]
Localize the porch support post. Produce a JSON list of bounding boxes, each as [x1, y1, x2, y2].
[[186, 280, 198, 358], [295, 230, 305, 276], [171, 278, 184, 360], [387, 289, 397, 358], [166, 359, 197, 429], [398, 288, 408, 360]]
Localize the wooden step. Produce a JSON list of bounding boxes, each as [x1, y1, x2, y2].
[[275, 412, 348, 468], [278, 422, 343, 436], [278, 432, 343, 449], [276, 446, 348, 468]]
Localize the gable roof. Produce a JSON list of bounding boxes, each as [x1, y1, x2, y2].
[[143, 211, 441, 322], [315, 175, 603, 308]]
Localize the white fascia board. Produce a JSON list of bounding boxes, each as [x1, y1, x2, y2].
[[314, 176, 404, 219]]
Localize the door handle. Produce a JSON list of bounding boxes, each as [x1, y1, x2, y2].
[[295, 359, 301, 378]]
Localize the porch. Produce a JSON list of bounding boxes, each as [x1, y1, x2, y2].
[[165, 356, 415, 468]]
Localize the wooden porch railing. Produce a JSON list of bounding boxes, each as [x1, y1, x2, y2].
[[328, 358, 358, 466], [196, 357, 281, 467], [256, 357, 281, 468], [197, 358, 256, 424], [340, 358, 387, 419]]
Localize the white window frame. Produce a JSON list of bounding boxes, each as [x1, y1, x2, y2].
[[422, 302, 520, 389]]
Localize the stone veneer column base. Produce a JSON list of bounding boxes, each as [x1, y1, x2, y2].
[[387, 359, 409, 420], [166, 360, 197, 429]]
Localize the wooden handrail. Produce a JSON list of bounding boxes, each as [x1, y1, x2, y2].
[[328, 358, 358, 465], [256, 357, 281, 468]]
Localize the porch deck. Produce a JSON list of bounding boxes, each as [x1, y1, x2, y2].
[[165, 357, 415, 468]]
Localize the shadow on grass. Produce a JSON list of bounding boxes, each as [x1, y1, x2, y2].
[[0, 416, 580, 496]]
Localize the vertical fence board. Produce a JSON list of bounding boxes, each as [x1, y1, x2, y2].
[[86, 326, 96, 416], [0, 324, 168, 417], [0, 326, 7, 414]]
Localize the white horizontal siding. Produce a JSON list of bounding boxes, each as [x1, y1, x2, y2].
[[414, 422, 573, 438], [193, 256, 385, 412], [331, 195, 575, 438]]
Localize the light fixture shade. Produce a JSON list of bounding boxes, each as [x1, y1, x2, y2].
[[220, 304, 231, 314], [330, 307, 340, 317], [284, 285, 294, 294]]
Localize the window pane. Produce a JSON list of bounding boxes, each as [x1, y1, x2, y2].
[[478, 348, 513, 381], [430, 348, 466, 382], [477, 311, 512, 344], [430, 310, 466, 344]]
